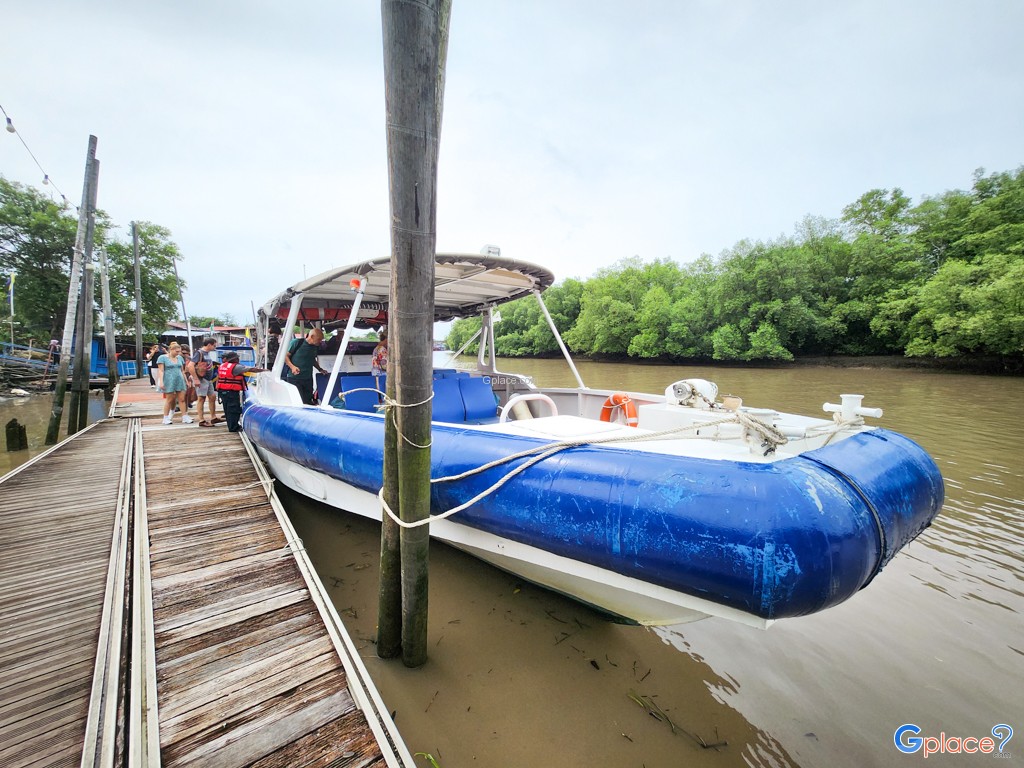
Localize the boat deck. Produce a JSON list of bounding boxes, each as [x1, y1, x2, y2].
[[0, 378, 411, 766]]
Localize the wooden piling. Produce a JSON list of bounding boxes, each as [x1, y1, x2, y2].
[[376, 373, 402, 659], [46, 136, 96, 445], [4, 417, 27, 451], [70, 163, 98, 437], [98, 248, 118, 392], [377, 0, 451, 669]]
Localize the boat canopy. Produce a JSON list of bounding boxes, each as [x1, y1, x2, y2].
[[260, 252, 556, 328]]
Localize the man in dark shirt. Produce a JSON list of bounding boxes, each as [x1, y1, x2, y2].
[[283, 327, 326, 405]]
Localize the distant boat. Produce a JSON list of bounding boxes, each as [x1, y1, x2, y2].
[[243, 251, 943, 628]]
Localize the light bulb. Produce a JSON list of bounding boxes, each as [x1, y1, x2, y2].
[[42, 175, 49, 185], [4, 117, 14, 134]]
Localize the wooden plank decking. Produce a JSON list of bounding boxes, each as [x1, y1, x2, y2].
[[0, 378, 412, 766], [0, 419, 130, 768]]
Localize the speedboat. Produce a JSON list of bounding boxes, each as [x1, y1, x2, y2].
[[244, 250, 944, 628]]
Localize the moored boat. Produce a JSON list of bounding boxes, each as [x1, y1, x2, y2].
[[244, 250, 944, 627]]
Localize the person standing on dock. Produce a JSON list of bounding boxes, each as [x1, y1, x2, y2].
[[188, 337, 223, 427], [283, 327, 326, 405], [215, 351, 265, 432], [145, 343, 162, 387], [157, 342, 194, 425]]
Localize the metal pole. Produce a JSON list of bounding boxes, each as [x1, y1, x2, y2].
[[533, 289, 586, 388], [7, 270, 13, 350], [319, 278, 366, 410], [170, 254, 193, 348], [133, 222, 143, 378], [46, 135, 96, 444]]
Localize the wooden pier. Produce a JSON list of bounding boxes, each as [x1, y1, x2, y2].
[[0, 378, 413, 767]]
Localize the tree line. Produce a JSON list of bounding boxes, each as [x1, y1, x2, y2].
[[0, 175, 183, 343], [448, 166, 1023, 370]]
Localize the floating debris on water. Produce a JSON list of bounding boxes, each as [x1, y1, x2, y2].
[[628, 689, 728, 750]]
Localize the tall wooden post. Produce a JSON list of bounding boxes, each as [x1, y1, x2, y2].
[[376, 371, 402, 659], [377, 0, 451, 668], [133, 222, 143, 378], [72, 260, 96, 433], [46, 136, 96, 444], [69, 159, 99, 434], [99, 248, 119, 393]]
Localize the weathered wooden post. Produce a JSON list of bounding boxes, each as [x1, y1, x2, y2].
[[46, 136, 96, 444], [99, 248, 119, 394], [377, 370, 403, 659], [5, 418, 28, 452], [377, 0, 452, 668], [69, 158, 100, 435]]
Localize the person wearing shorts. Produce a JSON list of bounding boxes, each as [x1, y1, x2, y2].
[[188, 337, 223, 427]]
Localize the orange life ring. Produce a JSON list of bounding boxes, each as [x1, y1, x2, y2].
[[600, 392, 639, 427]]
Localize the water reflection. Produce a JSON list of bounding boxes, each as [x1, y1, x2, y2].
[[284, 486, 795, 767]]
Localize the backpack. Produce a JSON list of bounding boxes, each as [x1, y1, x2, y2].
[[193, 351, 215, 380]]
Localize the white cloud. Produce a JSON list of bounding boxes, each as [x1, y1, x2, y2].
[[3, 0, 1022, 323]]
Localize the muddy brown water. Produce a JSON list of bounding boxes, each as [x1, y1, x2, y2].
[[3, 363, 1020, 766], [0, 391, 108, 476]]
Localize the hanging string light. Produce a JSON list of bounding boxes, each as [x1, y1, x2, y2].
[[0, 102, 72, 207]]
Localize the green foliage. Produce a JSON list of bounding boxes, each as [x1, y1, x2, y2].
[[446, 315, 482, 355], [746, 322, 794, 361], [189, 313, 240, 328], [105, 221, 184, 334], [441, 167, 1024, 366], [0, 177, 78, 339], [0, 176, 186, 342], [711, 323, 745, 360]]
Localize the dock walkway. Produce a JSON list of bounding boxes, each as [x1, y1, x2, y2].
[[1, 419, 130, 767], [0, 378, 412, 767]]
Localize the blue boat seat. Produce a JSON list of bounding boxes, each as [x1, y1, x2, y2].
[[316, 372, 377, 405], [340, 375, 384, 413], [431, 377, 465, 423], [460, 376, 498, 423], [315, 372, 336, 403]]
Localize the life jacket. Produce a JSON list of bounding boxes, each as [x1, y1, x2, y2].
[[215, 361, 245, 391]]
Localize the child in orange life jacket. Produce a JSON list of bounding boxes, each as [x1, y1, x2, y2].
[[214, 352, 265, 432]]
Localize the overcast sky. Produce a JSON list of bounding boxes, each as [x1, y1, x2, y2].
[[3, 1, 1022, 325]]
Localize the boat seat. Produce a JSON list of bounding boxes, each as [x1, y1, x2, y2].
[[431, 377, 465, 423], [460, 376, 499, 424], [315, 372, 335, 403], [339, 375, 384, 413]]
